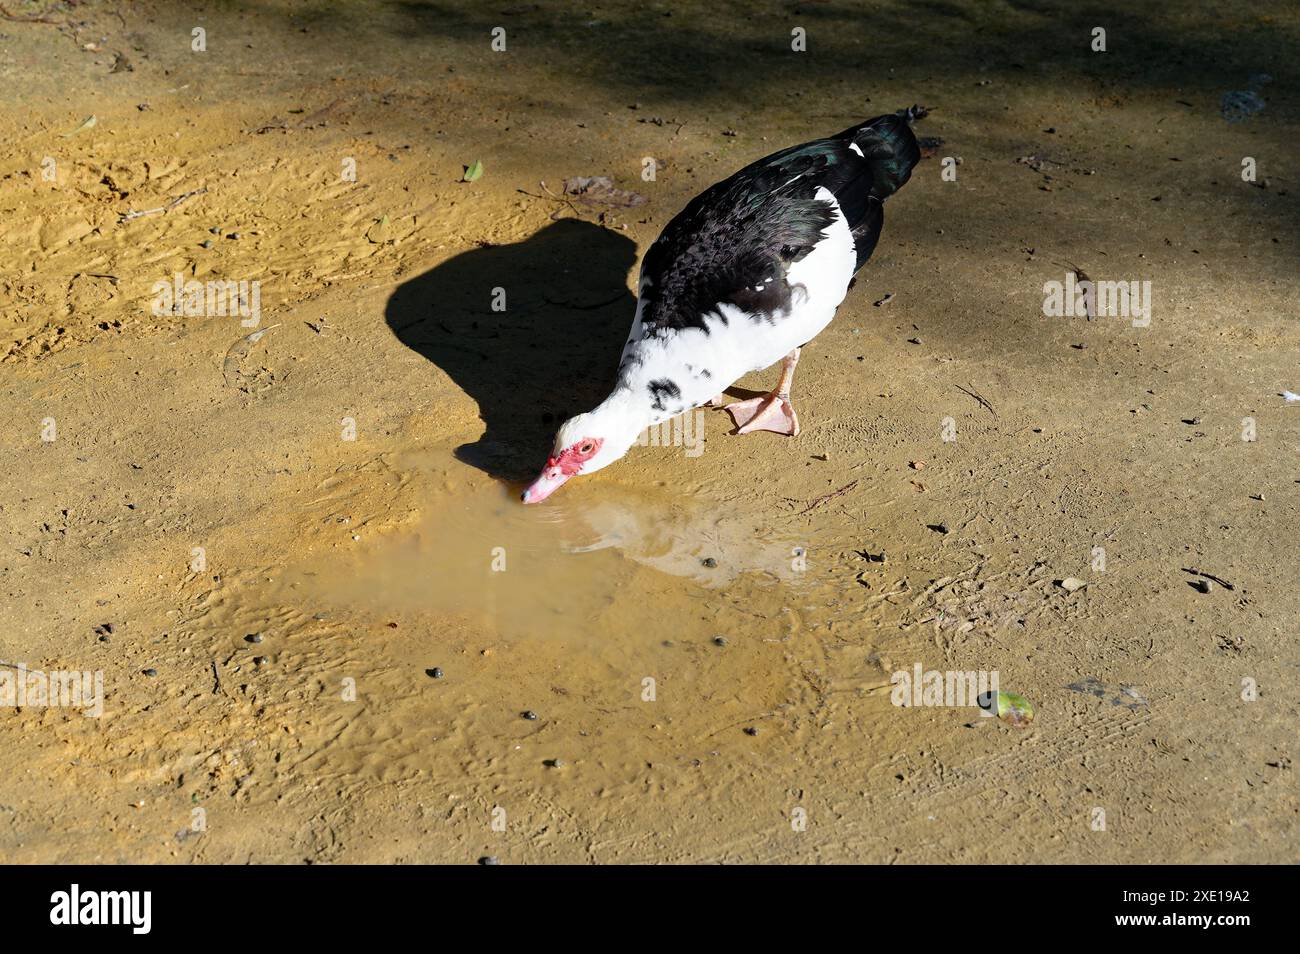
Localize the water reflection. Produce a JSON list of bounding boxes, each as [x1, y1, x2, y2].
[[282, 478, 807, 642]]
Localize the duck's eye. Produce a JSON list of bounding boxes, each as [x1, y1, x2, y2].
[[579, 442, 594, 454]]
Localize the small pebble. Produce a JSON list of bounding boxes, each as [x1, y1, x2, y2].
[[478, 856, 500, 866], [1193, 579, 1213, 594], [200, 240, 213, 249], [545, 758, 567, 768], [227, 232, 242, 240], [209, 227, 221, 234], [701, 557, 717, 568], [142, 668, 157, 677], [1058, 577, 1087, 593], [427, 667, 444, 679], [712, 636, 728, 647], [521, 710, 538, 721], [253, 656, 267, 666], [244, 633, 263, 643], [743, 726, 759, 736]]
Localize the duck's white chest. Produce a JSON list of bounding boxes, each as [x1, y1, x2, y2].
[[732, 190, 857, 369]]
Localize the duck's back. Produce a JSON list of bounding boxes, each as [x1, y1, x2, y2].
[[616, 114, 920, 419], [635, 114, 919, 339]]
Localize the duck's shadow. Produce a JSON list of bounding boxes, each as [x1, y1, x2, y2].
[[385, 219, 639, 480]]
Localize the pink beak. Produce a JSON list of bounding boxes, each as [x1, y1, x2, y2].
[[521, 463, 572, 504]]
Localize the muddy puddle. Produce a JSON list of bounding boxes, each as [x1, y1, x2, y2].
[[280, 460, 815, 650]]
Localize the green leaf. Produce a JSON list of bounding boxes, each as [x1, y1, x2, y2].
[[462, 159, 483, 182], [996, 690, 1034, 727]]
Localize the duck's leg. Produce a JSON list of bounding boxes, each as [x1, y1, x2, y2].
[[724, 348, 802, 437]]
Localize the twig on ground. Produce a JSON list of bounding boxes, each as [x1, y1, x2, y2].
[[1181, 567, 1236, 591], [0, 3, 61, 23], [955, 383, 996, 416], [798, 479, 859, 515], [538, 180, 582, 219], [118, 188, 208, 222]]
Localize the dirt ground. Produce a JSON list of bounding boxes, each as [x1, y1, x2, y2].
[[1, 0, 1296, 864]]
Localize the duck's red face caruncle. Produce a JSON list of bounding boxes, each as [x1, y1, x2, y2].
[[521, 437, 603, 503]]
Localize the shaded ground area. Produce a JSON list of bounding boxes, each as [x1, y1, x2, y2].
[[387, 219, 637, 478], [0, 0, 1296, 863]]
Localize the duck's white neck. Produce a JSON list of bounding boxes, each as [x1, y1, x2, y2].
[[593, 385, 655, 436], [577, 386, 655, 474]]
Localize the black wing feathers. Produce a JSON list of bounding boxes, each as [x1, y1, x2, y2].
[[638, 114, 919, 336]]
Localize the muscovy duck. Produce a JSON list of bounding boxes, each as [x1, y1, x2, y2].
[[523, 112, 920, 503]]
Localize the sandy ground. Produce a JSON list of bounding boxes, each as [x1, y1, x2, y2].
[[1, 0, 1296, 863]]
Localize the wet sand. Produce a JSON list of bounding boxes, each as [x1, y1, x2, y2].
[[1, 0, 1297, 863]]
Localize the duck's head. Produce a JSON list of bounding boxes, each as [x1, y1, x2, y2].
[[522, 393, 645, 504]]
